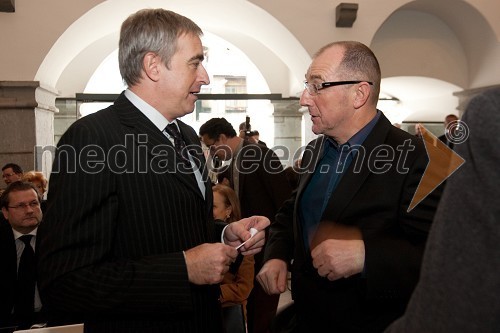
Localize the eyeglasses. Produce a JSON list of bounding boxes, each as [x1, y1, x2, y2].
[[303, 80, 373, 96], [8, 201, 40, 210], [204, 136, 220, 151]]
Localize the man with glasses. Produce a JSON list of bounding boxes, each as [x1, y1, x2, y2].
[[257, 41, 441, 332], [1, 181, 45, 330], [2, 163, 24, 188]]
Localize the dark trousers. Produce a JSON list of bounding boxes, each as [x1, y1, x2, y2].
[[246, 280, 280, 333]]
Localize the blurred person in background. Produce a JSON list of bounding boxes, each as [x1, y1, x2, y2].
[[1, 182, 46, 330], [2, 163, 23, 189], [213, 184, 254, 332]]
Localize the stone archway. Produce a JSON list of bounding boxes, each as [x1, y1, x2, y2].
[[33, 0, 311, 168], [370, 0, 499, 124], [35, 0, 311, 98]]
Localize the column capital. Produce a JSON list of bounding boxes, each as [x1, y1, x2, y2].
[[0, 81, 57, 179], [270, 98, 301, 117], [0, 81, 58, 112], [270, 99, 303, 167]]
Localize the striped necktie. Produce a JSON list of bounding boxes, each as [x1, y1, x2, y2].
[[164, 123, 191, 166]]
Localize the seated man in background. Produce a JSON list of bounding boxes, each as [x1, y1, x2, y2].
[[0, 182, 45, 330], [2, 163, 23, 189]]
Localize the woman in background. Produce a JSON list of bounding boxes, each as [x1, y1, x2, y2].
[[22, 171, 48, 198], [22, 171, 48, 212], [213, 184, 254, 322]]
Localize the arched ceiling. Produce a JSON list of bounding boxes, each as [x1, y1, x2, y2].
[[371, 0, 498, 122], [36, 0, 310, 97], [399, 0, 498, 86], [34, 0, 499, 124]]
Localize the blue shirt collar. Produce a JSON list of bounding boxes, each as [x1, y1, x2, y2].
[[325, 110, 381, 150]]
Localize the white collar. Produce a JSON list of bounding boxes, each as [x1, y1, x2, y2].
[[124, 89, 177, 131], [12, 227, 37, 240]]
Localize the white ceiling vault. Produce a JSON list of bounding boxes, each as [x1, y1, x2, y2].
[[28, 0, 500, 124]]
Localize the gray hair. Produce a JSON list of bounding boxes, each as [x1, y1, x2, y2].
[[118, 8, 203, 87]]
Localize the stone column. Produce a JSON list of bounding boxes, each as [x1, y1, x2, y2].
[[0, 81, 58, 180], [271, 99, 302, 167]]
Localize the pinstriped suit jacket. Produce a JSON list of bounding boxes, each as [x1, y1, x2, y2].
[[37, 93, 222, 332]]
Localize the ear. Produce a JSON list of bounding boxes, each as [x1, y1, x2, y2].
[[1, 207, 9, 221], [143, 52, 162, 82], [353, 82, 371, 109], [225, 206, 232, 219], [218, 134, 227, 143]]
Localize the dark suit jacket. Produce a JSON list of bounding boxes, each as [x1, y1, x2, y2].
[[438, 133, 454, 149], [386, 88, 500, 333], [37, 93, 222, 332], [264, 112, 441, 332], [0, 224, 44, 330], [234, 141, 291, 224], [231, 142, 292, 269], [0, 222, 17, 328]]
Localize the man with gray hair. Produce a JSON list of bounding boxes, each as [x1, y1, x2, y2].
[[37, 9, 269, 333]]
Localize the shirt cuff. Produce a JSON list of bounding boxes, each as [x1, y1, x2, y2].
[[221, 224, 230, 244]]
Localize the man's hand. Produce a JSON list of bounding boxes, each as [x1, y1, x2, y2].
[[257, 259, 288, 295], [224, 216, 270, 255], [184, 243, 238, 285], [311, 239, 365, 281]]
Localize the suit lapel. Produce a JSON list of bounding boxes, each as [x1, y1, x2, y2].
[[321, 113, 392, 222], [114, 93, 204, 198], [296, 136, 325, 195], [236, 142, 249, 198], [177, 119, 212, 202]]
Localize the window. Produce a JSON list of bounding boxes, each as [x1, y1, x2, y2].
[[223, 76, 247, 113]]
